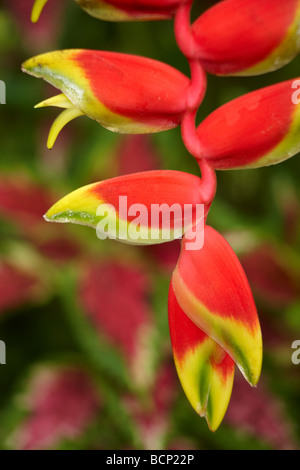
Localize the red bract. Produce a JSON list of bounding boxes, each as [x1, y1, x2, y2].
[[44, 170, 208, 245], [22, 50, 205, 148], [196, 79, 300, 169], [31, 0, 192, 23], [76, 0, 192, 21], [168, 283, 235, 431], [171, 226, 263, 387], [176, 0, 300, 76], [25, 0, 300, 436]]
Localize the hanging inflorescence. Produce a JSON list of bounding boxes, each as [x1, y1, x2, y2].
[[23, 0, 300, 431]]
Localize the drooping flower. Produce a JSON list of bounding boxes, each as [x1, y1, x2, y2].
[[195, 79, 300, 169], [31, 0, 192, 23], [44, 170, 207, 245], [171, 225, 263, 386], [176, 0, 300, 76], [168, 283, 235, 431], [22, 50, 205, 148]]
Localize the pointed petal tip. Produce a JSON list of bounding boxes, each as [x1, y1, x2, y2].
[[21, 57, 40, 77], [43, 209, 69, 224], [43, 209, 58, 223], [31, 0, 49, 23], [195, 403, 222, 432]]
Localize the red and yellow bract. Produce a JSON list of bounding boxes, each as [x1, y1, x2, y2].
[[172, 226, 263, 386], [196, 79, 300, 169], [168, 283, 235, 431], [191, 0, 300, 76], [22, 50, 202, 148], [44, 170, 207, 245], [31, 0, 193, 23]]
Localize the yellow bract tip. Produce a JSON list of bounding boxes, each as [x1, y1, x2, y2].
[[31, 0, 49, 23], [35, 94, 74, 110], [47, 107, 84, 149]]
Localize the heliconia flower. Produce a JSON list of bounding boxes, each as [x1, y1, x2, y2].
[[168, 283, 235, 431], [171, 225, 263, 386], [31, 0, 191, 23], [21, 50, 202, 148], [195, 79, 300, 170], [185, 0, 300, 76], [44, 170, 207, 245]]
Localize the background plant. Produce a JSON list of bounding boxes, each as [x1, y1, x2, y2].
[[0, 0, 300, 450]]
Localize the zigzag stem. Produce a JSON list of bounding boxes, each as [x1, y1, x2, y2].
[[175, 2, 216, 207], [174, 2, 198, 59], [181, 109, 216, 205]]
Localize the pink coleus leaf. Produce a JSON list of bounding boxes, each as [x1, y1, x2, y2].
[[44, 170, 207, 245], [225, 375, 296, 450], [172, 225, 263, 386], [31, 0, 192, 23], [168, 283, 235, 431], [241, 244, 300, 307], [22, 50, 204, 148], [190, 0, 300, 76], [79, 261, 155, 386], [0, 262, 42, 315], [117, 135, 160, 176], [6, 0, 63, 51], [196, 79, 300, 169], [124, 364, 177, 449], [0, 175, 55, 227], [10, 365, 99, 450]]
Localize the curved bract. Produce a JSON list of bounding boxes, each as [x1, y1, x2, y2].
[[172, 226, 263, 386], [44, 170, 207, 245], [31, 0, 192, 22], [22, 50, 196, 148], [76, 0, 191, 21], [196, 79, 300, 169], [168, 283, 235, 431], [192, 0, 300, 76]]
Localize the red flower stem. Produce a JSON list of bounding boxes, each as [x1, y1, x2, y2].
[[181, 109, 216, 205], [181, 108, 200, 158], [186, 58, 207, 110], [198, 160, 216, 205], [174, 2, 198, 59]]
